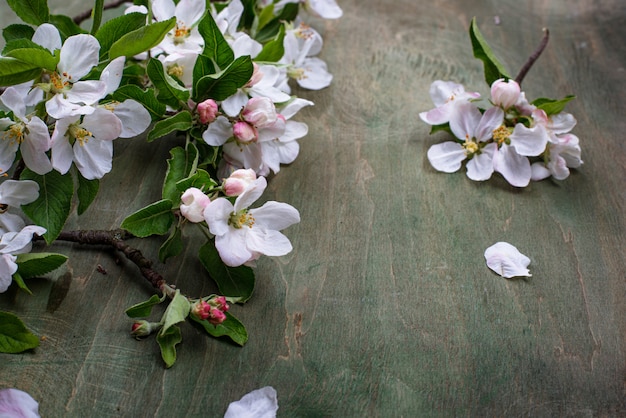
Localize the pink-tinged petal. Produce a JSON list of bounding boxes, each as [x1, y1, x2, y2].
[[257, 118, 286, 142], [429, 80, 463, 107], [531, 162, 551, 181], [509, 123, 549, 156], [224, 386, 278, 418], [419, 106, 451, 126], [427, 141, 466, 173], [58, 34, 100, 80], [73, 139, 113, 179], [0, 388, 40, 417], [0, 87, 26, 119], [493, 145, 531, 187], [250, 201, 300, 230], [548, 112, 577, 134], [0, 254, 17, 292], [215, 229, 252, 267], [246, 228, 293, 257], [100, 56, 126, 95], [279, 98, 313, 120], [297, 58, 332, 90], [152, 0, 176, 21], [449, 102, 481, 141], [82, 108, 123, 141], [234, 177, 267, 212], [176, 0, 206, 25], [112, 100, 151, 138], [547, 155, 570, 180], [65, 80, 108, 106], [474, 107, 504, 142], [484, 241, 531, 278], [204, 198, 234, 236], [466, 142, 496, 181], [221, 91, 249, 117], [0, 180, 39, 206], [32, 23, 62, 53], [202, 116, 232, 146]]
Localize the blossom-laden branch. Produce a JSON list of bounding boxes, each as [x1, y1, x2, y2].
[[515, 28, 550, 86], [50, 229, 175, 297]]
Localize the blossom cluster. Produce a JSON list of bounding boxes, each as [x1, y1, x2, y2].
[[420, 78, 582, 187]]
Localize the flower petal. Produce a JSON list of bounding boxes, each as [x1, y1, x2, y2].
[[32, 23, 61, 53], [202, 116, 232, 146], [509, 123, 549, 157], [466, 142, 495, 181], [112, 100, 151, 138], [484, 241, 531, 278], [0, 388, 40, 417], [493, 145, 531, 187], [427, 141, 466, 173], [0, 180, 39, 206], [215, 229, 252, 267], [224, 386, 278, 418], [250, 201, 300, 230], [204, 198, 234, 237], [58, 34, 100, 80], [73, 139, 114, 180]]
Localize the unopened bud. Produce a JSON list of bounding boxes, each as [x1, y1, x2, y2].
[[222, 168, 256, 196], [130, 320, 159, 338], [197, 99, 219, 124], [233, 121, 258, 143], [242, 97, 277, 128], [491, 78, 521, 109], [245, 63, 264, 87], [207, 307, 227, 325], [180, 187, 210, 223]]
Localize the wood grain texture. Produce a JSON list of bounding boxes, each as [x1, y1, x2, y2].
[[0, 0, 624, 416]]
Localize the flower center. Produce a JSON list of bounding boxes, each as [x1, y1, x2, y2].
[[492, 125, 511, 145], [228, 210, 255, 229], [463, 137, 479, 155], [172, 22, 191, 44], [3, 123, 26, 144], [50, 71, 71, 94], [167, 64, 185, 80], [287, 67, 307, 80], [69, 124, 93, 146]]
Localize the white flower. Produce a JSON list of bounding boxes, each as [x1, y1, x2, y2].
[[0, 388, 40, 417], [531, 133, 583, 181], [224, 386, 278, 418], [281, 25, 332, 91], [152, 0, 206, 55], [213, 0, 262, 59], [51, 108, 122, 179], [0, 87, 52, 175], [273, 0, 343, 19], [484, 242, 531, 278], [490, 78, 521, 109], [0, 179, 39, 235], [427, 103, 502, 181], [180, 188, 211, 223], [0, 225, 47, 292], [419, 80, 480, 126], [32, 24, 106, 119], [204, 177, 300, 267]]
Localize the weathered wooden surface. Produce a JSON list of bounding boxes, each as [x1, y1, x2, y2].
[[1, 0, 625, 416]]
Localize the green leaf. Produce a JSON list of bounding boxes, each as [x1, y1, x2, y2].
[[91, 0, 105, 35], [147, 58, 190, 109], [162, 144, 199, 205], [192, 54, 216, 89], [95, 12, 147, 59], [532, 95, 576, 115], [11, 273, 32, 294], [190, 312, 248, 346], [6, 0, 49, 26], [49, 14, 86, 39], [194, 55, 253, 102], [429, 123, 452, 135], [0, 311, 40, 354], [160, 289, 191, 334], [469, 17, 510, 86], [198, 241, 255, 302], [16, 253, 67, 279], [120, 199, 175, 237], [255, 3, 298, 43], [20, 169, 73, 244], [109, 17, 176, 59], [125, 293, 166, 318], [76, 175, 99, 216], [254, 24, 285, 62], [3, 24, 35, 44], [175, 169, 217, 193], [0, 57, 42, 87], [256, 4, 276, 33], [158, 226, 183, 263], [198, 12, 233, 69], [156, 324, 181, 368], [147, 111, 193, 142], [3, 48, 57, 71], [112, 85, 166, 120]]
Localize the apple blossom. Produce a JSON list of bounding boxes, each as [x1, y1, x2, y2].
[[223, 168, 257, 196], [484, 242, 532, 278], [180, 188, 211, 223], [233, 121, 258, 143], [490, 78, 521, 109], [213, 0, 262, 59], [419, 80, 481, 126], [203, 177, 300, 267], [152, 0, 206, 55], [0, 180, 39, 235], [197, 99, 219, 124], [0, 225, 47, 292], [224, 386, 278, 418]]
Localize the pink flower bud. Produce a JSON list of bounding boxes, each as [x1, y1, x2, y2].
[[242, 97, 277, 128], [233, 121, 258, 143], [245, 62, 264, 87], [491, 78, 521, 109], [207, 307, 227, 325], [223, 168, 257, 196], [191, 300, 211, 320], [197, 99, 219, 124], [212, 296, 230, 312], [180, 187, 211, 223], [131, 320, 155, 338]]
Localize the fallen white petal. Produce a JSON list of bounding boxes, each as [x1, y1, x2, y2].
[[0, 388, 40, 418], [484, 241, 532, 278], [224, 386, 278, 418]]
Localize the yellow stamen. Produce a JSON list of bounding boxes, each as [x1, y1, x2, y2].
[[287, 67, 307, 80], [492, 125, 511, 145], [172, 22, 191, 44], [167, 64, 184, 79], [228, 210, 255, 229], [69, 124, 93, 146], [3, 123, 25, 144]]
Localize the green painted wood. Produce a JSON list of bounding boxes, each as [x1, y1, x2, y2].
[[1, 0, 624, 416]]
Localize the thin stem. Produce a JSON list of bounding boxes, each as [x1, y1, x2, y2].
[[515, 28, 550, 86], [52, 229, 173, 296], [73, 0, 130, 25]]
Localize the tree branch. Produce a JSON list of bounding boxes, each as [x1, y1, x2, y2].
[[515, 28, 550, 86], [73, 0, 131, 25]]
